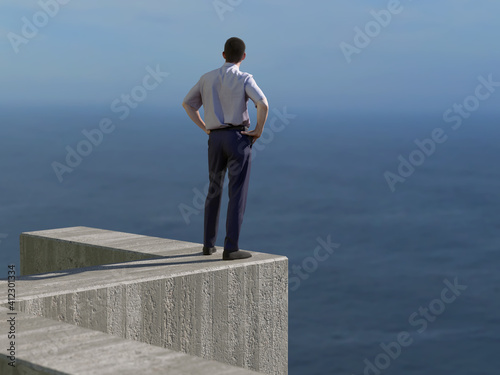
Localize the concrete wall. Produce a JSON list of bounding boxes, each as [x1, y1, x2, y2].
[[2, 227, 288, 374]]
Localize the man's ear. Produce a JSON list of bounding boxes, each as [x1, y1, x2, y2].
[[222, 51, 226, 60], [241, 52, 246, 62]]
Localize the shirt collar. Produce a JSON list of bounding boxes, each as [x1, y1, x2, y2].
[[222, 62, 239, 70]]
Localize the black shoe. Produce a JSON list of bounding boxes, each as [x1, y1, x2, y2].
[[222, 250, 252, 260], [203, 246, 217, 255]]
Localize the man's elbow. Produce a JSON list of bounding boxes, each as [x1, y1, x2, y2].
[[257, 98, 269, 110]]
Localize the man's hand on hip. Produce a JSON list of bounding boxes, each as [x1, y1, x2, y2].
[[241, 99, 269, 144], [241, 129, 261, 144]]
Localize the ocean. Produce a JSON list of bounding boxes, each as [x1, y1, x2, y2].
[[1, 106, 499, 374]]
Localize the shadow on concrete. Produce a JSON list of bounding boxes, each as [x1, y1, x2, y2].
[[18, 251, 226, 281]]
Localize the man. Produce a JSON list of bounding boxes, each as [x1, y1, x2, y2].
[[182, 37, 269, 260]]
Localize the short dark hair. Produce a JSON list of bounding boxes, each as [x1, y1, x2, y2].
[[224, 37, 246, 63]]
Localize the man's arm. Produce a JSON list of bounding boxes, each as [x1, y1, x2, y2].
[[241, 97, 269, 143], [182, 102, 210, 135]]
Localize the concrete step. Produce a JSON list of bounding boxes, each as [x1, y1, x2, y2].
[[0, 306, 262, 375]]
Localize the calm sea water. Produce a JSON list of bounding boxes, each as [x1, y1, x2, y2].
[[1, 107, 499, 374]]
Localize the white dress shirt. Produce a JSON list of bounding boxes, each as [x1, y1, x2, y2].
[[183, 62, 267, 130]]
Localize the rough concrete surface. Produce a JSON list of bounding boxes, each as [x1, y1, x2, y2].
[[1, 227, 288, 375], [0, 306, 263, 375]]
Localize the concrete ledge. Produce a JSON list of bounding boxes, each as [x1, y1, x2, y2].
[[20, 226, 177, 275], [2, 227, 288, 374], [0, 306, 262, 375]]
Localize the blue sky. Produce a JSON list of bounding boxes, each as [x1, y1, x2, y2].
[[1, 0, 499, 113]]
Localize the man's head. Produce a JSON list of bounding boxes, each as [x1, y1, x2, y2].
[[223, 37, 246, 64]]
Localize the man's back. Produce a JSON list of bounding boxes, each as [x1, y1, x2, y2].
[[184, 62, 265, 130]]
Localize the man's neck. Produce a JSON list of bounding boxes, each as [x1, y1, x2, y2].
[[225, 61, 242, 68]]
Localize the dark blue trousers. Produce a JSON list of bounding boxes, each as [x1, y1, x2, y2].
[[204, 127, 253, 252]]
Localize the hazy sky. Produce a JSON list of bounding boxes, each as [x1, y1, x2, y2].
[[1, 0, 499, 113]]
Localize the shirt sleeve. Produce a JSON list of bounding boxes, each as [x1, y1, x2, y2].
[[183, 80, 203, 110], [245, 76, 266, 106]]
